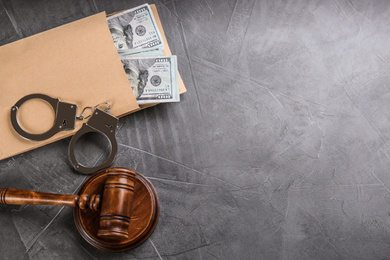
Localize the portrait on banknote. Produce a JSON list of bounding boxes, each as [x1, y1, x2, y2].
[[122, 58, 158, 99], [108, 13, 135, 50], [123, 61, 149, 98]]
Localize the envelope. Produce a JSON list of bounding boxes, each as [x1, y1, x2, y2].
[[0, 5, 186, 160]]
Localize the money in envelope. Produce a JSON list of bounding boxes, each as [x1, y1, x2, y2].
[[121, 56, 180, 105], [107, 4, 164, 56]]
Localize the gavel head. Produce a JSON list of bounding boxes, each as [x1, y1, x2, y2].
[[96, 172, 136, 240]]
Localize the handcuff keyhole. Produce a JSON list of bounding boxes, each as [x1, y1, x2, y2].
[[62, 119, 67, 126]]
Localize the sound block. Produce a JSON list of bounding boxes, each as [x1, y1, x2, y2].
[[74, 167, 159, 252]]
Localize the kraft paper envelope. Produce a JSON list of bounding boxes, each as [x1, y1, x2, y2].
[[0, 12, 140, 160]]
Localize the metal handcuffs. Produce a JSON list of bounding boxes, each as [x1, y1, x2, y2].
[[10, 94, 118, 174]]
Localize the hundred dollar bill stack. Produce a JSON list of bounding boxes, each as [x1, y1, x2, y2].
[[107, 4, 164, 56], [107, 3, 181, 105], [121, 56, 180, 105]]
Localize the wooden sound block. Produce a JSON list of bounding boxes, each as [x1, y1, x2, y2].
[[74, 168, 159, 252]]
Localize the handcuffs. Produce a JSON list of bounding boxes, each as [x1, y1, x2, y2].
[[10, 94, 118, 174]]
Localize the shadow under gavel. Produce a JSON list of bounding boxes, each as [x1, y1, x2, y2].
[[0, 167, 159, 252]]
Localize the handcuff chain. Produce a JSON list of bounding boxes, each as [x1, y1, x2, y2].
[[76, 102, 111, 120]]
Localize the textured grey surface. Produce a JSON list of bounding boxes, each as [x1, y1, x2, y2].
[[1, 0, 390, 259]]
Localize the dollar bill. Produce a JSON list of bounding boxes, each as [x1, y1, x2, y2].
[[121, 56, 179, 105], [107, 4, 164, 55]]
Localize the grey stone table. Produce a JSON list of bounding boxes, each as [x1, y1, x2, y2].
[[1, 0, 390, 259]]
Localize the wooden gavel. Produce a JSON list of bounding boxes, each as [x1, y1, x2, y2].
[[0, 172, 135, 240], [0, 167, 159, 252], [0, 167, 160, 252], [0, 168, 159, 252]]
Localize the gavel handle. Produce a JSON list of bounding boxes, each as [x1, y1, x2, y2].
[[0, 188, 100, 211]]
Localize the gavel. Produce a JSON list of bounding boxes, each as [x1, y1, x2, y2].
[[0, 167, 159, 252], [1, 172, 134, 240]]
